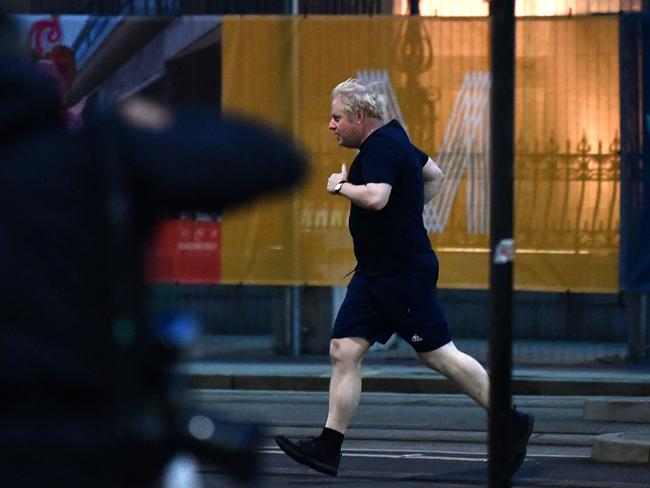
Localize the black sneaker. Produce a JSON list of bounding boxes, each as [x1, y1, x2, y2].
[[510, 407, 534, 476], [275, 435, 341, 476]]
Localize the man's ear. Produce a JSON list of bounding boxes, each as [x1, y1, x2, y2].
[[356, 108, 364, 124]]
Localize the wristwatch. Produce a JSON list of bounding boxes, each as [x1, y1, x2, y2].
[[334, 180, 346, 194]]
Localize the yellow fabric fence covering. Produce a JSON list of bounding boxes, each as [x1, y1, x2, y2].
[[221, 15, 620, 292]]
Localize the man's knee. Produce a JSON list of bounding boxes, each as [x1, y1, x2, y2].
[[418, 341, 457, 372], [329, 337, 368, 365]]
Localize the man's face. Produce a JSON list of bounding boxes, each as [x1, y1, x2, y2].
[[329, 95, 361, 148]]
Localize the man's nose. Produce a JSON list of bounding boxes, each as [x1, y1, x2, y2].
[[328, 120, 336, 130]]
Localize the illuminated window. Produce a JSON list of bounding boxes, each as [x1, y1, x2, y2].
[[393, 0, 642, 16]]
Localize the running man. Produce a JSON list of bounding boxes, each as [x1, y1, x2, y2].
[[275, 78, 533, 478]]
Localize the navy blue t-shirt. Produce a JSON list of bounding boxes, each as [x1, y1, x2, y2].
[[347, 119, 438, 275]]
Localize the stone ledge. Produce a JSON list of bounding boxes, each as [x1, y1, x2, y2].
[[591, 433, 650, 464], [584, 399, 650, 423], [183, 373, 650, 396]]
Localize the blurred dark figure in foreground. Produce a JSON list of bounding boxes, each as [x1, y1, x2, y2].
[[0, 12, 307, 487]]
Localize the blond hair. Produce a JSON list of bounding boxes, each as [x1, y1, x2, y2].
[[331, 78, 387, 122]]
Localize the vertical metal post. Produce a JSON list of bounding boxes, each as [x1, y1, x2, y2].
[[638, 10, 650, 363], [291, 286, 301, 356], [640, 293, 648, 360], [290, 1, 301, 356], [628, 292, 648, 363], [488, 1, 516, 487]]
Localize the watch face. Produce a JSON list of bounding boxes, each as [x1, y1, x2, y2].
[[335, 182, 344, 192]]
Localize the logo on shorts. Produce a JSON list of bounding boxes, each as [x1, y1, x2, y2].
[[411, 334, 423, 343]]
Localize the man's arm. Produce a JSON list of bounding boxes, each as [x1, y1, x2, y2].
[[326, 163, 391, 211], [115, 98, 307, 213], [337, 181, 391, 211], [423, 158, 444, 203]]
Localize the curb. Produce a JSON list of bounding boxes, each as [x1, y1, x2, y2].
[[584, 399, 650, 423], [184, 373, 650, 396], [591, 433, 650, 464]]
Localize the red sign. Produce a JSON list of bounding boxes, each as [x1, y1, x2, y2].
[[27, 16, 62, 56], [145, 218, 221, 284]]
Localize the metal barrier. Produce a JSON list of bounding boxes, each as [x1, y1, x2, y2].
[[147, 284, 629, 364]]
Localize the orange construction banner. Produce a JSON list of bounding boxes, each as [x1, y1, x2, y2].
[[220, 16, 619, 292]]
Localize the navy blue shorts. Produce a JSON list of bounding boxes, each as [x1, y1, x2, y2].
[[332, 270, 451, 353]]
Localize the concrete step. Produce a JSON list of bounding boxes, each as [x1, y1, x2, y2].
[[584, 399, 650, 423], [183, 371, 650, 396], [591, 433, 650, 464]]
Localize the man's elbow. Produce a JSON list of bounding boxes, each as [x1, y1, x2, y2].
[[363, 184, 391, 211], [367, 195, 389, 211], [434, 167, 445, 184]]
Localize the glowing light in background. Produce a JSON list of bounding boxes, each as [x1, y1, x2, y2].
[[393, 0, 642, 16]]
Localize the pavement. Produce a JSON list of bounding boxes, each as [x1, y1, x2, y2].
[[174, 354, 650, 465]]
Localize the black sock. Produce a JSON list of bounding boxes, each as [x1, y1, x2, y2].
[[317, 427, 344, 453]]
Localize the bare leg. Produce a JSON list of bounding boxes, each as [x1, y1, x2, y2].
[[324, 337, 371, 433], [418, 341, 490, 410]]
